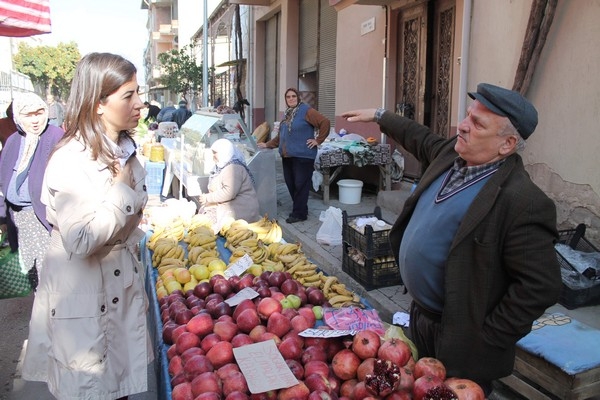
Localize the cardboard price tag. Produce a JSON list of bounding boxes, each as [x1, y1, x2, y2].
[[233, 340, 299, 393], [225, 287, 259, 307], [299, 328, 357, 338], [224, 253, 253, 278]]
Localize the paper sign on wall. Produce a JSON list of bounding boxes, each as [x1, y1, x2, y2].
[[233, 340, 299, 393]]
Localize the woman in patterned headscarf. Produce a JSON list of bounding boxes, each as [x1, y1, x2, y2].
[[258, 88, 330, 223], [0, 92, 64, 287]]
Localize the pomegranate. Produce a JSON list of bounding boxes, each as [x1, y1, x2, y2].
[[414, 357, 446, 380], [364, 359, 401, 397], [377, 338, 411, 368], [444, 378, 486, 400], [352, 330, 381, 360]]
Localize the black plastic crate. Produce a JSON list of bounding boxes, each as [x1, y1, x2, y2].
[[556, 224, 600, 309], [342, 207, 394, 259], [342, 243, 401, 290]]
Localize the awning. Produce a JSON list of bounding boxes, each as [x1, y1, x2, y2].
[[217, 58, 246, 68], [0, 0, 51, 37]]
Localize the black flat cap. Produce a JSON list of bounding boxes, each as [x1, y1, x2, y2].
[[468, 83, 538, 139]]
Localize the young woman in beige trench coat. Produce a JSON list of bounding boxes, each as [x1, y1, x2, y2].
[[21, 53, 152, 400]]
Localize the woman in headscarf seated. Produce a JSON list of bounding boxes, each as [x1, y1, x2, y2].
[[199, 138, 260, 230]]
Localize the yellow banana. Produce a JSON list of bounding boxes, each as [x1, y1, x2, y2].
[[323, 276, 338, 296], [328, 294, 355, 307]]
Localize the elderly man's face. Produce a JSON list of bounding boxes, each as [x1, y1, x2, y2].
[[454, 101, 516, 166], [19, 108, 47, 135]]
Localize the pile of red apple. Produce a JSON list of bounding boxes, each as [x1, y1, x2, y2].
[[159, 270, 484, 400]]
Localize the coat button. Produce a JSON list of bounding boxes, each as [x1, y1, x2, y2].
[[112, 297, 119, 304], [114, 269, 121, 276], [126, 205, 132, 212], [51, 309, 55, 316], [101, 305, 105, 312], [143, 185, 147, 192], [134, 266, 138, 273]]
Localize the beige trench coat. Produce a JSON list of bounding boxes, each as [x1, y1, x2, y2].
[[22, 138, 152, 400]]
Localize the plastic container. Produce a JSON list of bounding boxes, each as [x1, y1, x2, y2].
[[145, 161, 166, 195], [556, 225, 600, 309], [337, 179, 363, 204], [342, 207, 394, 259], [342, 243, 401, 290], [149, 144, 165, 162]]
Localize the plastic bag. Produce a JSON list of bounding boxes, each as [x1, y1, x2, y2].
[[312, 170, 323, 192], [323, 306, 386, 336], [0, 247, 32, 299], [316, 206, 343, 246]]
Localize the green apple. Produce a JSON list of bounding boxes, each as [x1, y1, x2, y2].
[[312, 305, 323, 320], [280, 298, 294, 309], [286, 294, 302, 309], [248, 263, 263, 276]]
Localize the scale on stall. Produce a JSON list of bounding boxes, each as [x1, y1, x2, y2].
[[161, 111, 277, 219]]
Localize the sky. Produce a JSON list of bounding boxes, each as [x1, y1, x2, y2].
[[41, 0, 148, 84]]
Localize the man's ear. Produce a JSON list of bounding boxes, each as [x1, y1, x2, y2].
[[499, 135, 517, 155]]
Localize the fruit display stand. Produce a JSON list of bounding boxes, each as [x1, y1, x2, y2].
[[160, 111, 277, 219]]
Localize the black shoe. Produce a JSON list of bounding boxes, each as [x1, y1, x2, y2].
[[286, 216, 307, 224]]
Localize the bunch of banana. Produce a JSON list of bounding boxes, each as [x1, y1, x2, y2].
[[188, 246, 220, 266], [246, 216, 272, 236], [321, 275, 362, 308], [261, 258, 285, 272], [268, 242, 302, 263], [260, 220, 283, 244], [229, 246, 254, 264], [151, 238, 183, 267], [224, 227, 257, 250], [156, 257, 187, 275], [156, 217, 186, 242], [218, 216, 237, 236], [187, 213, 214, 232], [186, 231, 218, 248]]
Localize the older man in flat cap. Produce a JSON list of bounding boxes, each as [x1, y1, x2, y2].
[[342, 83, 561, 395]]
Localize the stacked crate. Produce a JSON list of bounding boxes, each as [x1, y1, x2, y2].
[[342, 206, 401, 290]]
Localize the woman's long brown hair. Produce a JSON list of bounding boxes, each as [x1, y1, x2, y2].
[[54, 53, 137, 175]]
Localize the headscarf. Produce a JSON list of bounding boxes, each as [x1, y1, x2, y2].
[[210, 138, 254, 184], [282, 88, 303, 134], [12, 93, 49, 183]]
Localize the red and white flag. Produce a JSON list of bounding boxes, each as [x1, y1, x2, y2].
[[0, 0, 51, 37]]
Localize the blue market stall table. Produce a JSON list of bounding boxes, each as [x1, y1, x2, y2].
[[317, 143, 392, 205]]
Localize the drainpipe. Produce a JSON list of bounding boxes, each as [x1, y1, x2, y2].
[[203, 0, 208, 108], [247, 6, 254, 130], [457, 0, 473, 123], [380, 6, 389, 145]]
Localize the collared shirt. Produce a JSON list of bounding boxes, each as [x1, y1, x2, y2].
[[437, 158, 504, 200]]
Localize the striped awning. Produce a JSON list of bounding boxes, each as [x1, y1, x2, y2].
[[0, 0, 51, 37]]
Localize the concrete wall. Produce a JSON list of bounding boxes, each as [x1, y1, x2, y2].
[[468, 0, 600, 240]]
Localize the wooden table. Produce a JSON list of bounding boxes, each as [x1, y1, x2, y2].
[[318, 143, 392, 205]]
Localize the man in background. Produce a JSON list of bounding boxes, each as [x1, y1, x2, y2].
[[144, 101, 161, 123], [172, 100, 192, 129], [46, 94, 64, 128], [0, 101, 16, 151], [157, 100, 176, 123]]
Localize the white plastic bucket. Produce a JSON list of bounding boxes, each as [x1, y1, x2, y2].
[[337, 179, 363, 204]]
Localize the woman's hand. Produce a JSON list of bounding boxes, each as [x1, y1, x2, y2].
[[341, 108, 379, 123], [198, 194, 207, 205], [257, 142, 268, 149], [306, 138, 319, 149]]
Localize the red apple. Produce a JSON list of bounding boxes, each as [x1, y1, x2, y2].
[[210, 301, 232, 319], [413, 357, 446, 381], [194, 392, 221, 400], [231, 333, 254, 348], [267, 311, 292, 338], [232, 299, 257, 322], [304, 360, 330, 378], [167, 344, 178, 360], [281, 307, 299, 320], [191, 371, 223, 397], [236, 308, 261, 333], [278, 381, 310, 400], [297, 306, 317, 328], [176, 331, 201, 355], [214, 320, 239, 342], [270, 291, 285, 302], [249, 324, 267, 342], [184, 354, 214, 381], [226, 391, 250, 400], [257, 297, 283, 320], [278, 336, 303, 361], [352, 330, 381, 360], [186, 312, 214, 337], [180, 347, 205, 364], [280, 279, 299, 295], [285, 359, 305, 380], [412, 375, 445, 400], [331, 349, 361, 380], [307, 289, 326, 306], [290, 315, 311, 332], [193, 281, 212, 299], [168, 355, 184, 377], [444, 377, 485, 400], [201, 333, 223, 353], [170, 372, 187, 388], [302, 345, 328, 365], [213, 279, 233, 297], [171, 381, 193, 400], [377, 338, 411, 368], [259, 332, 282, 346], [267, 271, 286, 288], [206, 340, 235, 369], [171, 324, 188, 344], [222, 370, 249, 396], [237, 274, 255, 290]]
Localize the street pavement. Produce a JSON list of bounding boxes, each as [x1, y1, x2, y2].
[[1, 153, 599, 399]]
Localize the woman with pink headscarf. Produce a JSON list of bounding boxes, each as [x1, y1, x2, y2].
[[0, 92, 64, 287]]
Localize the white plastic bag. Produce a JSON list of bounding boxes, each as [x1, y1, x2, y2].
[[316, 206, 343, 246]]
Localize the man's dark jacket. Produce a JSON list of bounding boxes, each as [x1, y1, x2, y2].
[[379, 111, 562, 382]]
